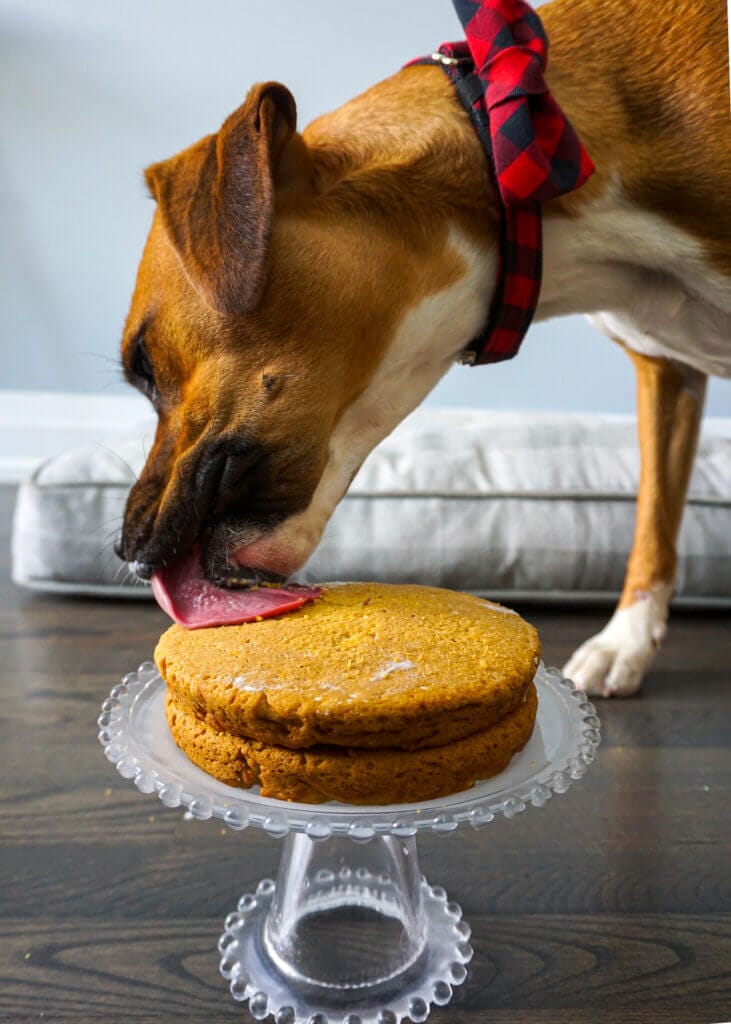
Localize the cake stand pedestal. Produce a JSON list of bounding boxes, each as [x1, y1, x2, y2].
[[99, 663, 600, 1024]]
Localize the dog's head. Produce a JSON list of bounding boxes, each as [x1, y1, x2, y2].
[[117, 74, 494, 599]]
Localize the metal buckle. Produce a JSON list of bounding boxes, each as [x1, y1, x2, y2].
[[430, 51, 471, 67]]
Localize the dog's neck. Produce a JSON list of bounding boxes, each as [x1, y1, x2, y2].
[[303, 64, 498, 239], [302, 54, 637, 343], [301, 0, 726, 362]]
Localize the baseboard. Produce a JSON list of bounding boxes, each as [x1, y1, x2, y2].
[[0, 389, 153, 482]]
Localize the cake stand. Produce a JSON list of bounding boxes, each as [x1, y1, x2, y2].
[[98, 662, 600, 1024]]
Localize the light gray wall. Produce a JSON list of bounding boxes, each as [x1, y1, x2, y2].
[[1, 0, 729, 415]]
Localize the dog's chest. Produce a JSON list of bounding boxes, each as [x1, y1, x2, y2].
[[590, 219, 731, 378], [543, 183, 731, 377]]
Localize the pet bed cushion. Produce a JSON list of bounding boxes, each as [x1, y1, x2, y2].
[[11, 410, 731, 605]]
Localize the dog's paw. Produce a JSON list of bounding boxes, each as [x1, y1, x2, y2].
[[563, 586, 672, 697], [563, 631, 651, 697]]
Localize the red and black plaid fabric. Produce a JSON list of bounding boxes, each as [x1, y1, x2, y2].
[[407, 0, 594, 364]]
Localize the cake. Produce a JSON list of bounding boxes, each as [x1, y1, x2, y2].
[[156, 582, 540, 804]]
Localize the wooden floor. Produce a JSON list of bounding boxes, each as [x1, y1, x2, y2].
[[1, 484, 730, 1024]]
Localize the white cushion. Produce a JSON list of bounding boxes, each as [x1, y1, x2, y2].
[[12, 410, 731, 605]]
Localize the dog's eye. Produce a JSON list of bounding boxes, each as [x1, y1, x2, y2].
[[132, 338, 157, 397]]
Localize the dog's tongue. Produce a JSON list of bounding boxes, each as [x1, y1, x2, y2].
[[151, 549, 321, 629]]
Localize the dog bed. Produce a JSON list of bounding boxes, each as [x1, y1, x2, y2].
[[11, 410, 731, 605]]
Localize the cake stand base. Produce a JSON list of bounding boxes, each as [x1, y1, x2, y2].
[[219, 834, 471, 1024], [99, 662, 600, 1024]]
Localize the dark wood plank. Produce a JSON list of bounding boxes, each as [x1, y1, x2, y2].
[[2, 916, 730, 1021], [2, 484, 730, 1023], [4, 1015, 723, 1024], [1, 822, 730, 922]]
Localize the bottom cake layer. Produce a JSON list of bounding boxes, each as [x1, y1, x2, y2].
[[165, 682, 538, 804]]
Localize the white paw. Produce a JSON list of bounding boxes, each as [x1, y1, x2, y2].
[[563, 585, 673, 698], [564, 632, 653, 697]]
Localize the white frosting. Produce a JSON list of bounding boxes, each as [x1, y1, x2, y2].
[[231, 662, 421, 698], [482, 601, 518, 615], [371, 660, 417, 681]]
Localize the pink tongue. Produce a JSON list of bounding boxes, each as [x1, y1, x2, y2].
[[151, 548, 321, 629]]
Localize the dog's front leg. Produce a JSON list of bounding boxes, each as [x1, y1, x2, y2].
[[564, 347, 707, 697]]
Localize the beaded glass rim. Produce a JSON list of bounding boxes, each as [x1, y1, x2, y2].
[[98, 661, 600, 838]]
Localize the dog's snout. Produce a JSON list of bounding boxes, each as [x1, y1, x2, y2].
[[113, 531, 155, 578], [198, 442, 268, 519], [116, 433, 286, 581], [128, 560, 157, 581], [216, 446, 268, 512], [114, 529, 159, 579]]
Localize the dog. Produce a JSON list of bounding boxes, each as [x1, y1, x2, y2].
[[116, 0, 731, 698]]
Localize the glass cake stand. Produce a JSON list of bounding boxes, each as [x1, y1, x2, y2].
[[98, 662, 600, 1024]]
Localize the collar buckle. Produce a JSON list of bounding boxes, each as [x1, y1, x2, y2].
[[430, 50, 472, 67]]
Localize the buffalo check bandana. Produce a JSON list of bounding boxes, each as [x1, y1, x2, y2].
[[407, 0, 594, 364]]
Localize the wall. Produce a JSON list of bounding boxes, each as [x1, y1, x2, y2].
[[1, 0, 729, 464]]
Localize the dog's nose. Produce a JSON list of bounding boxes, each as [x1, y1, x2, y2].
[[198, 441, 268, 520], [117, 439, 269, 573]]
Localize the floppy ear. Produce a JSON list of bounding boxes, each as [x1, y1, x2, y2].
[[145, 82, 297, 315]]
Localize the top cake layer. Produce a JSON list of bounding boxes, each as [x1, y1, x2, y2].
[[155, 582, 540, 751]]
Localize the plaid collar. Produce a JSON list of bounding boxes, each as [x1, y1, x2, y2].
[[407, 0, 594, 365]]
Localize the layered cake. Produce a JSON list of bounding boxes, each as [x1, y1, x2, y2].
[[156, 582, 540, 804]]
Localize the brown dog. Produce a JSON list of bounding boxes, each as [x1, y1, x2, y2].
[[118, 0, 730, 697]]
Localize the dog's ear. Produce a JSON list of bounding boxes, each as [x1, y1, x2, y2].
[[144, 82, 297, 315]]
